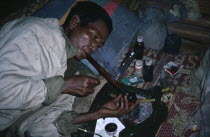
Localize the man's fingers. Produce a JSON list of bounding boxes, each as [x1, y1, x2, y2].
[[88, 76, 100, 85], [87, 78, 100, 88], [87, 88, 95, 94], [124, 96, 129, 110], [90, 78, 100, 85], [114, 97, 126, 116], [113, 94, 123, 103], [129, 99, 140, 110]]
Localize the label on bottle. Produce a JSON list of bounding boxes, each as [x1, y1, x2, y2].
[[135, 60, 143, 76]]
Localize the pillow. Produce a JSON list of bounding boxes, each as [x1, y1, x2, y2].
[[82, 0, 141, 77], [32, 0, 86, 25], [59, 0, 87, 25]]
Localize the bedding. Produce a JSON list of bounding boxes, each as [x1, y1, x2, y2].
[[83, 0, 141, 77]]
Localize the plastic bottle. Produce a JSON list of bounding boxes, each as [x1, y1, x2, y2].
[[135, 60, 143, 76], [143, 59, 153, 82]]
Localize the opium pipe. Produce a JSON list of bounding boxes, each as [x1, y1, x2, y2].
[[85, 53, 126, 94]]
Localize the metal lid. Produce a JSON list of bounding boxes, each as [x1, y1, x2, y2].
[[145, 59, 152, 66], [135, 60, 143, 66], [137, 36, 143, 42]]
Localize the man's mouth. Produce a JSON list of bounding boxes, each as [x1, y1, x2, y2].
[[81, 48, 89, 59], [82, 46, 92, 56], [83, 51, 87, 59]]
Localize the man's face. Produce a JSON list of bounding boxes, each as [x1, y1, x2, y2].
[[69, 18, 110, 60]]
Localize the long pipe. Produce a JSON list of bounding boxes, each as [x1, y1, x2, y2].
[[85, 53, 127, 94]]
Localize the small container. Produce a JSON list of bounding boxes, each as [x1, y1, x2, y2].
[[105, 123, 118, 136], [121, 74, 144, 86], [143, 59, 153, 82], [135, 60, 143, 76]]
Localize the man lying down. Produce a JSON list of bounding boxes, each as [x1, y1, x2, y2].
[[0, 1, 140, 137]]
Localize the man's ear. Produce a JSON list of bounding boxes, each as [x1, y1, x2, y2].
[[69, 15, 80, 30]]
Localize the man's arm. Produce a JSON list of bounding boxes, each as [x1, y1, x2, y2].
[[42, 76, 64, 105], [54, 94, 140, 135], [0, 18, 65, 109], [61, 75, 100, 97]]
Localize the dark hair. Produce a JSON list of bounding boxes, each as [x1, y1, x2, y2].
[[64, 1, 113, 33]]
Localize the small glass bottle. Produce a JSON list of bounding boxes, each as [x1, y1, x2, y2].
[[143, 59, 153, 82], [135, 60, 143, 76]]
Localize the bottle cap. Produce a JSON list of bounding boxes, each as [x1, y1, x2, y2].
[[145, 59, 152, 66], [137, 36, 143, 42], [135, 60, 143, 67]]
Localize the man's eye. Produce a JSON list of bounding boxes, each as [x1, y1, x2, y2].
[[92, 33, 97, 39], [98, 42, 104, 48]]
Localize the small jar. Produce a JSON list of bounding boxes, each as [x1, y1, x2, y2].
[[135, 60, 143, 76]]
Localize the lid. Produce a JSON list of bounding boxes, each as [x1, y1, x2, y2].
[[137, 36, 143, 42], [135, 60, 143, 66], [145, 59, 152, 66]]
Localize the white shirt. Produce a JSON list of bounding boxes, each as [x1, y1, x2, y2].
[[0, 17, 68, 130]]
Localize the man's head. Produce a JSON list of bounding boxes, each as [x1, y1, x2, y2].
[[64, 1, 113, 60]]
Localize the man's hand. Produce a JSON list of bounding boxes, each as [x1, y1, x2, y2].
[[68, 94, 140, 125], [61, 75, 100, 97], [97, 94, 140, 118]]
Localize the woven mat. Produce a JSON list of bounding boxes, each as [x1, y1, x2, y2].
[[123, 48, 202, 136]]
